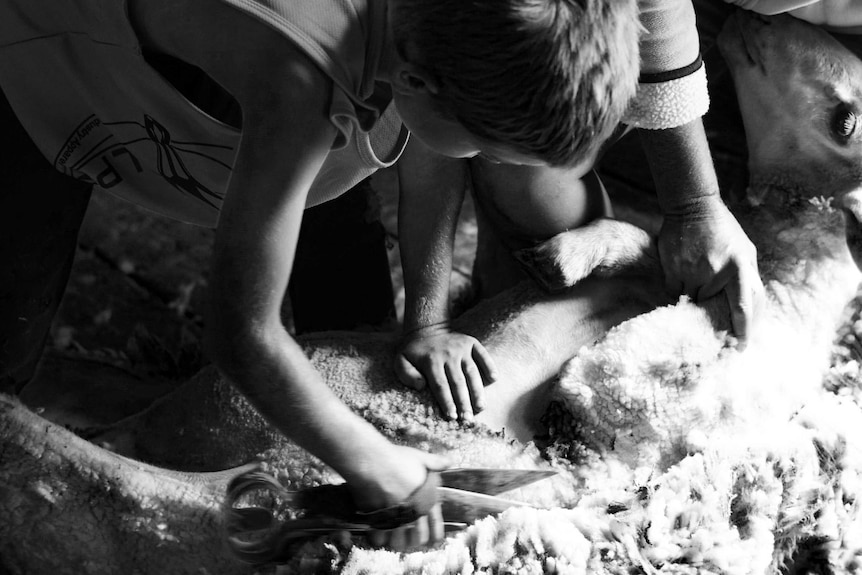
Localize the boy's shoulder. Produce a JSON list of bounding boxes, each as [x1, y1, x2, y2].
[[131, 0, 341, 116], [131, 0, 376, 100]]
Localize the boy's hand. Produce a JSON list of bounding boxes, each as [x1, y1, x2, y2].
[[356, 446, 449, 551], [395, 323, 497, 422], [658, 195, 765, 348]]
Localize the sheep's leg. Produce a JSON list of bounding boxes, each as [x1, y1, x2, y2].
[[128, 265, 672, 470], [513, 218, 661, 292]]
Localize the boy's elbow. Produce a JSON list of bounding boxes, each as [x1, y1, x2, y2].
[[203, 321, 242, 378], [203, 309, 272, 379]]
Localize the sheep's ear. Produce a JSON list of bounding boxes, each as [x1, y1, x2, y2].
[[839, 186, 862, 270]]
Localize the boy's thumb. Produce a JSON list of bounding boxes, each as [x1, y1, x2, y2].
[[394, 355, 426, 390], [420, 451, 451, 472]]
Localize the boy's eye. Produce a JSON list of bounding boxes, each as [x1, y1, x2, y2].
[[833, 106, 858, 141]]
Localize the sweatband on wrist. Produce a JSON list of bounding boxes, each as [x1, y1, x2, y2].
[[622, 60, 709, 130]]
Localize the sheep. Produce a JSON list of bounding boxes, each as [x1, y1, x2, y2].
[[538, 10, 862, 573], [4, 9, 862, 575], [0, 240, 669, 575], [324, 10, 862, 574]]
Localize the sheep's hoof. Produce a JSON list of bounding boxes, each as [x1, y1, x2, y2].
[[513, 240, 572, 293]]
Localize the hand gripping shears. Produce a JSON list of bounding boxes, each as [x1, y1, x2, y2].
[[224, 465, 557, 564]]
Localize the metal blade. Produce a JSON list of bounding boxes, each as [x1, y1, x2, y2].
[[439, 486, 532, 524], [440, 468, 557, 495]]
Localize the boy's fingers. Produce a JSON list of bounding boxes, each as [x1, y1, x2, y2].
[[659, 256, 685, 295], [694, 267, 724, 302], [727, 265, 763, 350], [471, 343, 498, 384], [429, 364, 457, 420], [462, 360, 485, 413], [388, 525, 407, 551], [428, 503, 445, 543], [394, 354, 426, 390], [369, 529, 386, 547], [415, 449, 451, 471], [728, 290, 748, 347], [410, 517, 429, 548], [444, 362, 473, 421]]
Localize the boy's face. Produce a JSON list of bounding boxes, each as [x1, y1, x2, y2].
[[394, 93, 546, 166]]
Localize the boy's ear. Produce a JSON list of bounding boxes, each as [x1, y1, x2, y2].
[[391, 63, 440, 96]]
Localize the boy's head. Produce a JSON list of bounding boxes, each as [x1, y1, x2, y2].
[[389, 0, 641, 168]]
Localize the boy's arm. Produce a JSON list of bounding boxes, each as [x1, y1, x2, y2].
[[396, 138, 497, 421], [628, 0, 764, 346], [638, 120, 763, 346], [188, 17, 445, 547]]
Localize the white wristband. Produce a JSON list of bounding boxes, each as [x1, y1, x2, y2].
[[622, 64, 710, 130]]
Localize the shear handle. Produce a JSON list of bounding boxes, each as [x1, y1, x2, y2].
[[226, 467, 440, 531]]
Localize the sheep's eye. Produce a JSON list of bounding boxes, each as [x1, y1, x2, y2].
[[833, 107, 858, 140]]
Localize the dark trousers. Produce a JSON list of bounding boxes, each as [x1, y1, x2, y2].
[[287, 181, 395, 335], [0, 87, 93, 394]]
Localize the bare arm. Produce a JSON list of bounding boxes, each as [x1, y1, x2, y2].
[[631, 0, 764, 346], [133, 0, 447, 546], [396, 138, 495, 421], [639, 119, 763, 346], [207, 58, 392, 495], [398, 138, 466, 334], [640, 119, 720, 213]]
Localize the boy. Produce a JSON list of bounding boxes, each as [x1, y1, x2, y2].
[[0, 0, 641, 549], [396, 0, 766, 423]]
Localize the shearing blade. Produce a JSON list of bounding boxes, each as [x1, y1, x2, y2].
[[439, 486, 533, 524], [440, 468, 557, 495]]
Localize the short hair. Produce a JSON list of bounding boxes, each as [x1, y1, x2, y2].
[[390, 0, 641, 167]]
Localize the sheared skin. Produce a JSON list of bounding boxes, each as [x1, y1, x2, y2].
[[0, 394, 253, 575]]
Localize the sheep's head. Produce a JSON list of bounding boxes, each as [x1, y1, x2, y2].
[[718, 10, 862, 268]]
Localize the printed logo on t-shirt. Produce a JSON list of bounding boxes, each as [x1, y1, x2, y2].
[[54, 113, 234, 209]]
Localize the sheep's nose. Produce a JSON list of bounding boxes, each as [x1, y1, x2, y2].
[[840, 189, 862, 270]]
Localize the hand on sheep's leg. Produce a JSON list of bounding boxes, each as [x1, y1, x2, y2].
[[395, 322, 497, 422], [513, 218, 661, 292]]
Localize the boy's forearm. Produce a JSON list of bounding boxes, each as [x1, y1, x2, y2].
[[399, 205, 460, 333], [638, 118, 722, 214], [397, 140, 469, 333], [207, 322, 393, 483]]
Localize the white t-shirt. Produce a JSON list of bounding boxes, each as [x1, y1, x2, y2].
[[0, 0, 407, 227]]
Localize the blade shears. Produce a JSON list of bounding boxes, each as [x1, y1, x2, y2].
[[224, 465, 556, 564]]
